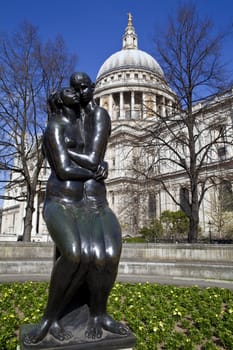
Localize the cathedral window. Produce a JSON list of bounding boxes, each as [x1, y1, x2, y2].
[[110, 191, 115, 205], [219, 180, 233, 211], [148, 193, 156, 219], [217, 146, 227, 160], [180, 187, 189, 213]]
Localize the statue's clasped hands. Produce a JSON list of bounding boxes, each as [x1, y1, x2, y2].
[[94, 161, 108, 180]]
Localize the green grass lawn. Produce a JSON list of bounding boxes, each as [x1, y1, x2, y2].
[[0, 281, 233, 349]]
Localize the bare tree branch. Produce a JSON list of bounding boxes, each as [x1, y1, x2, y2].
[[0, 21, 77, 241], [134, 4, 233, 242]]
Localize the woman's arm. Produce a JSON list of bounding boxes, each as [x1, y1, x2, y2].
[[67, 108, 111, 171], [44, 119, 94, 181]]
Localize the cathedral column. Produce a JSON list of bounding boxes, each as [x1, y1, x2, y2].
[[168, 99, 172, 116], [109, 94, 113, 119], [32, 193, 38, 238], [131, 91, 135, 118], [120, 92, 124, 119], [154, 94, 157, 115], [142, 92, 146, 119], [161, 96, 166, 117]]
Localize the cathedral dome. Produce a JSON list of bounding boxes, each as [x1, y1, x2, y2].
[[97, 48, 164, 79], [96, 13, 164, 81], [94, 13, 176, 124]]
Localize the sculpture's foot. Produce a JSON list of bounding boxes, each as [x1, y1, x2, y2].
[[50, 321, 73, 341], [101, 314, 129, 336], [23, 319, 51, 344], [85, 316, 103, 339], [85, 314, 129, 340]]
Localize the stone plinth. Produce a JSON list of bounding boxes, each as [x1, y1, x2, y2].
[[19, 306, 136, 350]]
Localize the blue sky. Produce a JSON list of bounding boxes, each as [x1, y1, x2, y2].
[[1, 0, 233, 82]]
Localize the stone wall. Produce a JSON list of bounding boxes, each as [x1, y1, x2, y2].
[[121, 243, 233, 262], [0, 242, 233, 282]]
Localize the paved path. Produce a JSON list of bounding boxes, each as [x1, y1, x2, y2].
[[1, 273, 233, 290]]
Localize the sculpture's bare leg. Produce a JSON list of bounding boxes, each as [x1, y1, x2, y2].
[[85, 263, 129, 339], [23, 255, 83, 344], [24, 202, 87, 344], [85, 209, 129, 339]]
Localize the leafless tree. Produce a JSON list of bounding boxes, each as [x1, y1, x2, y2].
[[136, 4, 233, 242], [0, 22, 77, 241]]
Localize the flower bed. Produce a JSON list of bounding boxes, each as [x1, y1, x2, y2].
[[0, 282, 233, 349]]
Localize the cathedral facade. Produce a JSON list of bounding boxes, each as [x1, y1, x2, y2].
[[1, 14, 233, 241]]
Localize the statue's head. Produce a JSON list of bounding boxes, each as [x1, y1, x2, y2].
[[70, 72, 95, 105], [47, 87, 79, 117], [70, 72, 92, 87]]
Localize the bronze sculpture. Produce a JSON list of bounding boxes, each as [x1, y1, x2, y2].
[[22, 73, 134, 349]]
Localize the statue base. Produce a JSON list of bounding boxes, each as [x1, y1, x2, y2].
[[19, 306, 136, 350]]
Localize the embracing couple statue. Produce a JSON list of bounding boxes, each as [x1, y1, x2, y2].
[[22, 72, 133, 348]]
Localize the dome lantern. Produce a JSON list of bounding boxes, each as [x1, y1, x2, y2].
[[122, 13, 138, 50]]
